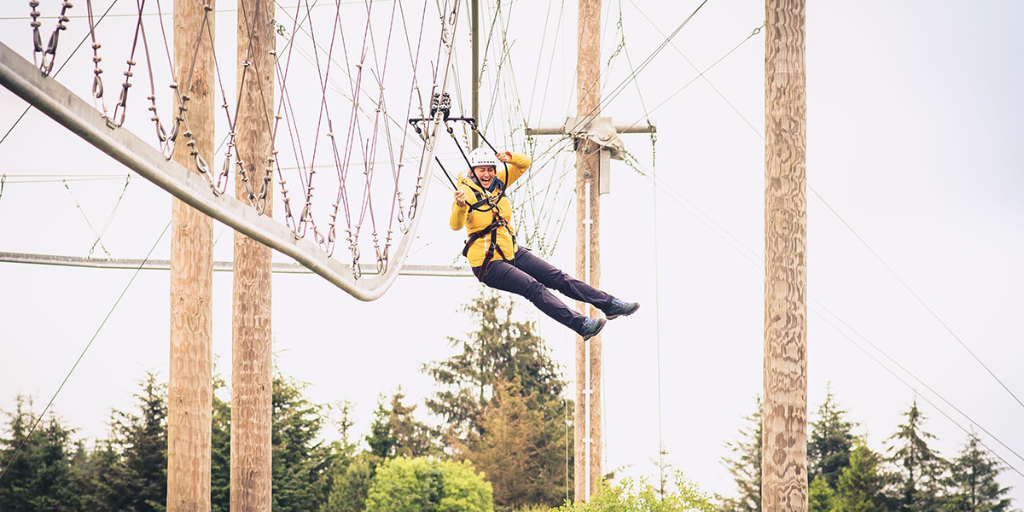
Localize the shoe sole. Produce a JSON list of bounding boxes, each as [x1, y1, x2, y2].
[[607, 303, 640, 320], [582, 318, 607, 340]]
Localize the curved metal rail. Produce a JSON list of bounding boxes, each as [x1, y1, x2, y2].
[[0, 7, 460, 301]]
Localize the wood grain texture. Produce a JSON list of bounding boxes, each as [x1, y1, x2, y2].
[[168, 1, 215, 510], [231, 0, 275, 509], [574, 0, 601, 501], [763, 0, 808, 511]]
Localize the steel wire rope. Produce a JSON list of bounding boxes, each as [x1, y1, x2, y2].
[[0, 220, 171, 484], [620, 151, 1024, 468], [0, 0, 122, 148], [271, 4, 454, 200], [272, 0, 438, 171], [571, 0, 710, 138], [224, 0, 282, 206], [87, 173, 133, 257], [621, 8, 1024, 412], [0, 1, 393, 21], [331, 0, 378, 263], [813, 309, 1024, 479], [62, 179, 113, 257], [301, 0, 348, 247], [809, 187, 1024, 412]]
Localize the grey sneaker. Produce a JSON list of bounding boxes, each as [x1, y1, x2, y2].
[[604, 299, 640, 320], [579, 317, 607, 340]]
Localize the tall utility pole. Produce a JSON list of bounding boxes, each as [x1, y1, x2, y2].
[[168, 0, 215, 510], [575, 0, 602, 500], [524, 2, 654, 502], [762, 0, 808, 510], [232, 0, 275, 509], [470, 0, 480, 149]]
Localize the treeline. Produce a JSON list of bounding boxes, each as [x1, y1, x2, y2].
[[719, 391, 1017, 512], [0, 291, 580, 512]]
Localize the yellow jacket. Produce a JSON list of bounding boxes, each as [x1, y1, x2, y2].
[[450, 152, 532, 267]]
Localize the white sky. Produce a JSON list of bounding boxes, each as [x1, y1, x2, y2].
[[1, 0, 1022, 505]]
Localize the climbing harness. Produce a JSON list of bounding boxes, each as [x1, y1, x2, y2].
[[409, 92, 518, 281]]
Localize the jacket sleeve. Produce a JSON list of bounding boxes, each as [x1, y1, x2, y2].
[[450, 183, 470, 230], [502, 152, 531, 187]]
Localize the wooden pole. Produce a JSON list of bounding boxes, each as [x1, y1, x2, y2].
[[763, 0, 808, 510], [231, 0, 275, 509], [168, 1, 215, 510], [471, 0, 479, 149], [574, 0, 601, 501]]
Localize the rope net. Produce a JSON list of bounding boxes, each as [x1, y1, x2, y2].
[[7, 0, 464, 296]]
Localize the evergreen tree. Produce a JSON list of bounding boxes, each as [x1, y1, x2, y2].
[[0, 396, 83, 511], [835, 443, 888, 512], [720, 396, 762, 512], [272, 371, 336, 512], [809, 387, 855, 489], [425, 289, 565, 437], [886, 400, 948, 512], [211, 373, 231, 512], [111, 372, 168, 512], [810, 475, 839, 512], [455, 378, 569, 510], [426, 289, 573, 509], [943, 433, 1012, 512], [366, 393, 436, 460]]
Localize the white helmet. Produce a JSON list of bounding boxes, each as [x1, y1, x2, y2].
[[468, 148, 499, 169]]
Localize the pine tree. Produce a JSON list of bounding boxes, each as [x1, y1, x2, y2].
[[271, 371, 336, 512], [810, 475, 839, 512], [886, 400, 948, 512], [943, 433, 1012, 512], [424, 289, 565, 437], [211, 373, 231, 512], [0, 396, 83, 511], [426, 289, 573, 510], [112, 372, 168, 512], [366, 393, 436, 460], [455, 378, 569, 510], [720, 396, 762, 512], [835, 443, 888, 512], [809, 387, 855, 489]]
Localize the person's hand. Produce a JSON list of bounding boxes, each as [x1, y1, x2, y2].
[[496, 151, 512, 164], [454, 189, 467, 207]]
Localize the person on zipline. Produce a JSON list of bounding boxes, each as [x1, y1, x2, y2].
[[451, 147, 639, 339]]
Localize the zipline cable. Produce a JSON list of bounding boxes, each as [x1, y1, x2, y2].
[[0, 221, 171, 483]]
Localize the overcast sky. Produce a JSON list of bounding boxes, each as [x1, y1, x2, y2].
[[1, 0, 1022, 505]]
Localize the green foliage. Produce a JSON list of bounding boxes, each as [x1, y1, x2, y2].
[[427, 289, 573, 510], [809, 387, 855, 490], [323, 451, 380, 512], [719, 396, 762, 512], [456, 378, 569, 510], [112, 372, 168, 512], [0, 397, 83, 511], [885, 400, 947, 512], [943, 433, 1012, 512], [271, 371, 337, 512], [554, 472, 715, 512], [364, 457, 494, 512], [809, 475, 839, 512], [835, 443, 887, 512], [425, 289, 566, 438], [210, 373, 231, 512], [367, 393, 436, 460]]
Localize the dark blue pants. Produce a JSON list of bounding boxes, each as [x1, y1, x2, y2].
[[473, 248, 614, 333]]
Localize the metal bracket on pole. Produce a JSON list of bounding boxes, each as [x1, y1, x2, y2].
[[525, 116, 656, 195]]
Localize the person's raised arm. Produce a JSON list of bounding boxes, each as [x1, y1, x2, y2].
[[450, 185, 469, 230]]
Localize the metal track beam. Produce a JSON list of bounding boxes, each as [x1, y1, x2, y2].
[[0, 40, 455, 300], [0, 251, 473, 277]]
